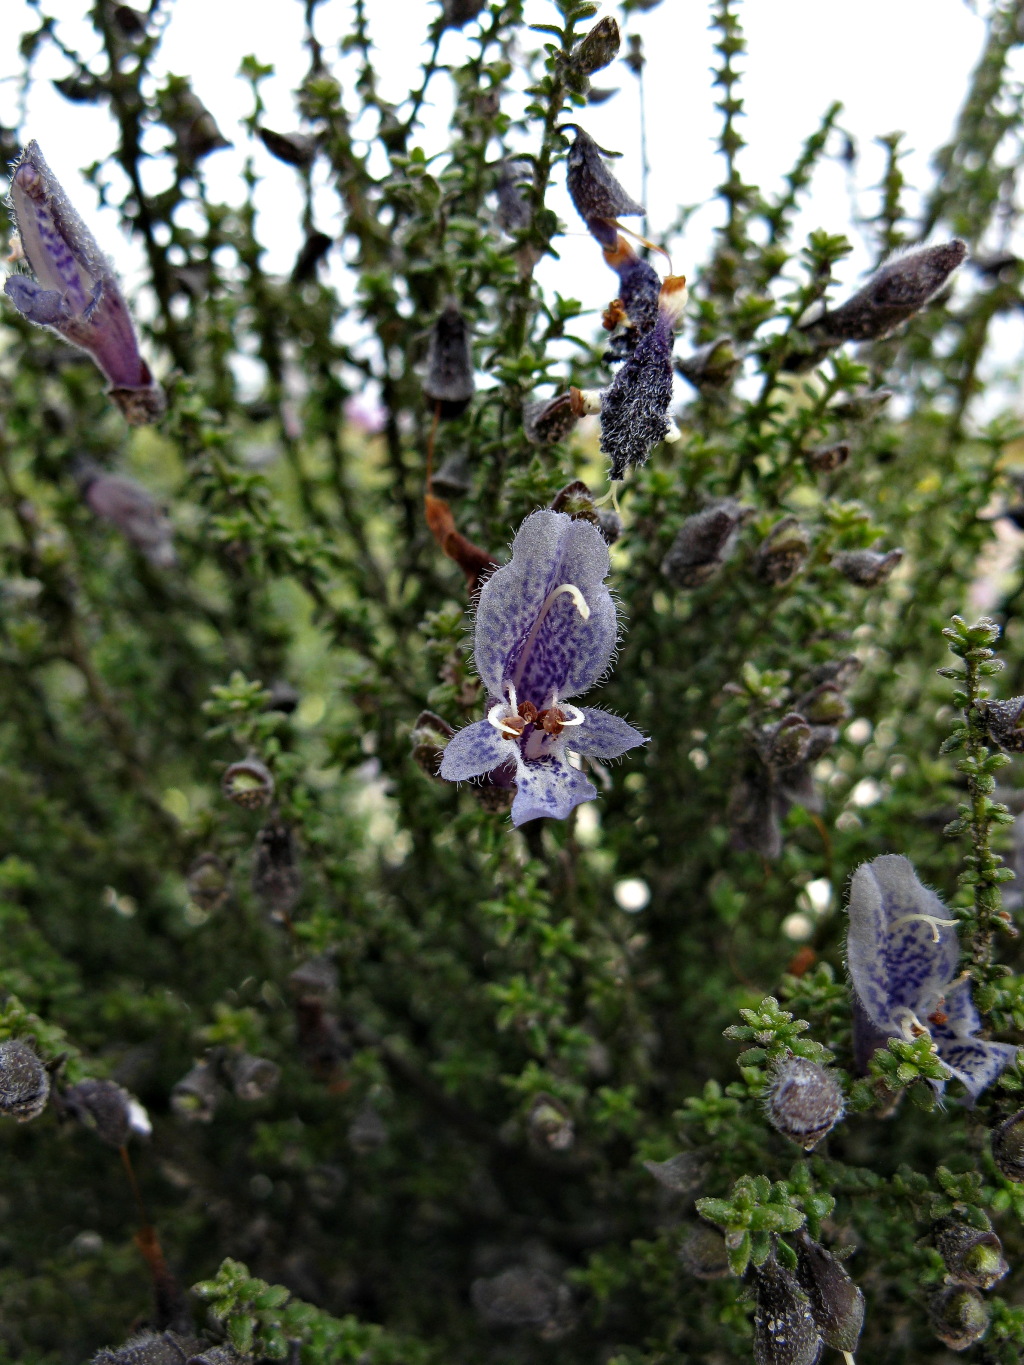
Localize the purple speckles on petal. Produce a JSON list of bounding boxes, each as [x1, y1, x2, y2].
[[511, 752, 596, 826], [439, 719, 514, 782], [573, 708, 646, 760], [845, 854, 1015, 1101]]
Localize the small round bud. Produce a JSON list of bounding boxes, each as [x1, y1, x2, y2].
[[228, 1053, 280, 1102], [929, 1284, 990, 1351], [832, 547, 903, 587], [765, 1056, 844, 1151], [762, 714, 812, 770], [992, 1106, 1024, 1181], [793, 1230, 865, 1353], [0, 1039, 49, 1121], [185, 854, 231, 913], [644, 1152, 706, 1194], [573, 17, 620, 75], [257, 126, 316, 168], [933, 1218, 1009, 1289], [525, 394, 579, 446], [221, 756, 274, 809], [662, 499, 748, 589], [678, 1223, 730, 1279], [804, 442, 849, 473], [527, 1092, 574, 1152], [171, 1062, 220, 1123], [978, 698, 1024, 753], [754, 517, 811, 587], [64, 1078, 135, 1147]]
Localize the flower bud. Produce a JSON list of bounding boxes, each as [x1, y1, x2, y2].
[[185, 1348, 247, 1365], [266, 679, 299, 714], [257, 126, 316, 168], [550, 480, 600, 526], [431, 452, 472, 498], [573, 17, 620, 75], [524, 393, 579, 446], [252, 815, 301, 919], [764, 1056, 844, 1150], [288, 956, 338, 1002], [977, 697, 1024, 753], [796, 683, 851, 726], [93, 1331, 198, 1365], [929, 1284, 990, 1351], [751, 1256, 822, 1365], [644, 1152, 706, 1194], [991, 1106, 1024, 1180], [678, 1222, 731, 1279], [228, 1053, 280, 1103], [677, 338, 740, 391], [832, 547, 903, 587], [793, 1230, 865, 1353], [812, 240, 967, 345], [410, 710, 455, 781], [221, 756, 274, 809], [158, 79, 230, 162], [76, 465, 176, 567], [63, 1078, 135, 1147], [933, 1218, 1008, 1290], [754, 518, 811, 587], [0, 1038, 50, 1121], [565, 127, 643, 241], [828, 387, 892, 420], [598, 508, 623, 546], [470, 1266, 565, 1330], [662, 500, 748, 588], [761, 714, 813, 770], [527, 1092, 574, 1152], [423, 304, 474, 418], [185, 853, 231, 913], [348, 1100, 388, 1153], [442, 0, 486, 29], [171, 1062, 220, 1123], [291, 231, 333, 284], [804, 442, 849, 473]]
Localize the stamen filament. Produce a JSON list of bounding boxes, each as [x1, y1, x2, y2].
[[560, 703, 586, 727], [511, 583, 591, 691], [890, 912, 958, 943]]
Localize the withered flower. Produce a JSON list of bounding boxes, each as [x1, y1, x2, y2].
[[565, 127, 643, 248], [423, 303, 474, 418]]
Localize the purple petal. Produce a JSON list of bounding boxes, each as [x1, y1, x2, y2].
[[4, 275, 69, 327], [572, 707, 646, 760], [9, 144, 102, 310], [439, 719, 513, 782], [931, 974, 982, 1040], [473, 511, 617, 706], [937, 1038, 1019, 1101], [510, 752, 597, 826], [845, 855, 959, 1034]]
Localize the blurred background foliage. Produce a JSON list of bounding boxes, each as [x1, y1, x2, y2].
[[3, 0, 1024, 1361]]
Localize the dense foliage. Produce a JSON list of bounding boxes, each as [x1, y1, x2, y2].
[[4, 1, 1024, 1361]]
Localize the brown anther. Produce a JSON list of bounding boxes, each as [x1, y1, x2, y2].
[[499, 715, 527, 738], [602, 298, 627, 331], [928, 1009, 949, 1028], [517, 701, 539, 724], [539, 707, 567, 737]]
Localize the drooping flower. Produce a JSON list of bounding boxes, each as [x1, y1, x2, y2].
[[74, 462, 176, 567], [439, 510, 645, 826], [565, 127, 643, 250], [423, 302, 474, 418], [845, 854, 1018, 1099], [4, 141, 165, 424]]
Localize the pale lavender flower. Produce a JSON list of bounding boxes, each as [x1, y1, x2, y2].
[[75, 462, 176, 567], [439, 510, 644, 826], [846, 855, 1018, 1099], [4, 141, 165, 424]]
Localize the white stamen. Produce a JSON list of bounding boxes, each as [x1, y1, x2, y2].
[[511, 583, 591, 691], [843, 1353, 856, 1365], [890, 912, 958, 943], [560, 703, 586, 727], [487, 687, 522, 738]]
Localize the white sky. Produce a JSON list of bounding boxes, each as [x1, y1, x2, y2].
[[0, 0, 1012, 383]]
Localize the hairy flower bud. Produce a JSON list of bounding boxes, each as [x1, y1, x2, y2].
[[991, 1106, 1024, 1180], [64, 1078, 135, 1147], [832, 547, 903, 587], [662, 500, 748, 588], [495, 157, 532, 232], [754, 518, 811, 587], [4, 142, 165, 423], [600, 280, 684, 478], [761, 714, 813, 770], [813, 241, 967, 345], [229, 1053, 280, 1102], [793, 1231, 865, 1353], [977, 697, 1024, 753], [524, 393, 579, 445], [932, 1218, 1008, 1290], [0, 1038, 50, 1121], [93, 1331, 196, 1365], [221, 756, 274, 809], [75, 464, 176, 567], [764, 1056, 844, 1150], [411, 710, 455, 780], [442, 0, 486, 29], [171, 1062, 220, 1123], [252, 815, 301, 918], [678, 1223, 731, 1280], [573, 17, 620, 75], [677, 338, 740, 391], [804, 441, 849, 473], [470, 1267, 574, 1338], [751, 1256, 823, 1365], [186, 853, 231, 913], [566, 127, 643, 245], [423, 304, 474, 418], [929, 1284, 990, 1351], [527, 1092, 574, 1151], [257, 126, 316, 168]]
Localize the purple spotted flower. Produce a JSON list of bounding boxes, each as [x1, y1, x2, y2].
[[4, 141, 164, 425], [846, 855, 1018, 1099], [439, 510, 645, 826]]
